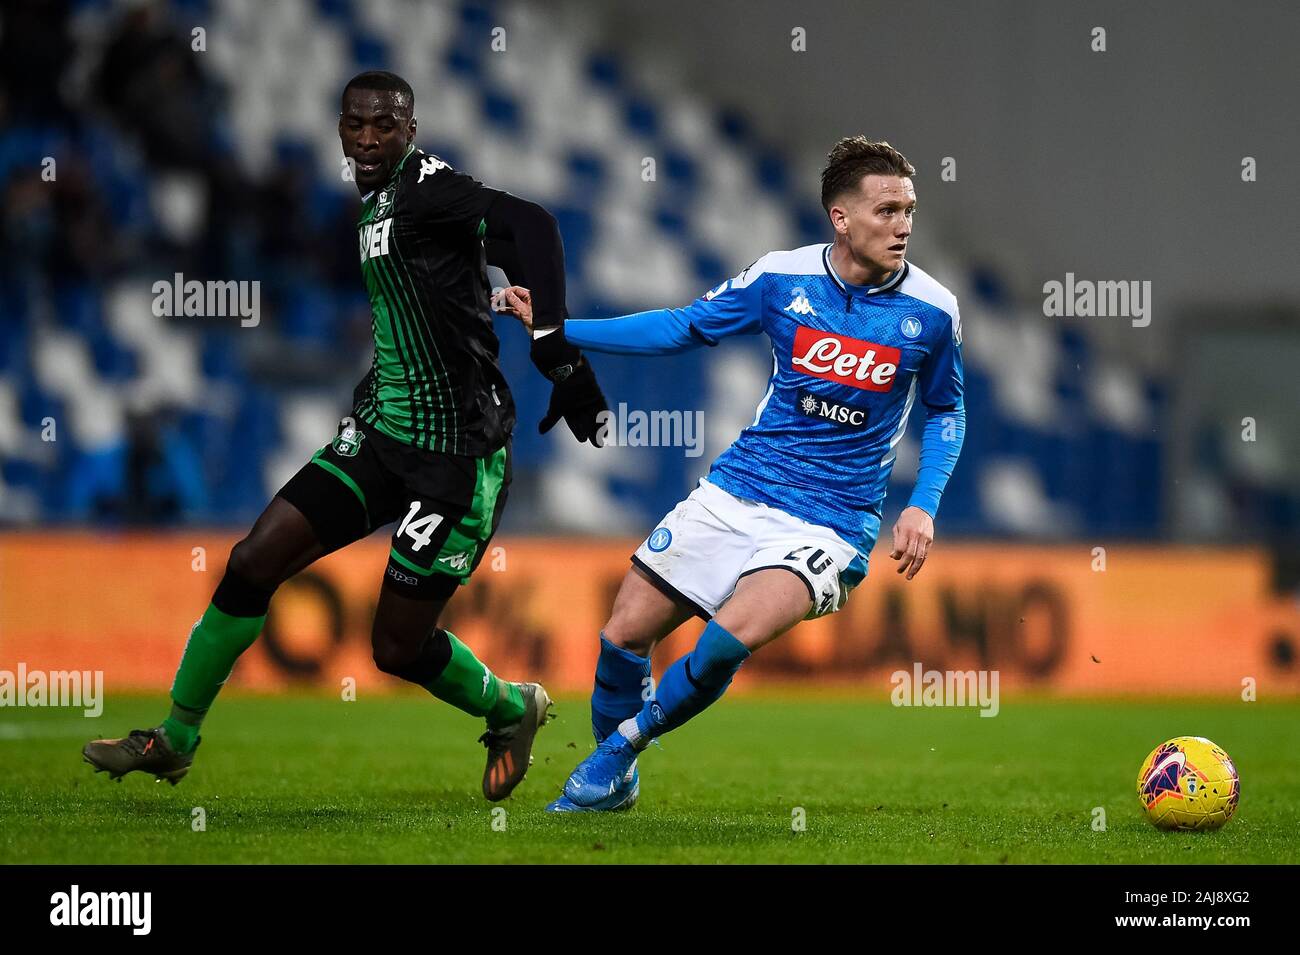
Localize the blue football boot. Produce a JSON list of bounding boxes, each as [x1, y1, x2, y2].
[[545, 758, 639, 813], [561, 732, 643, 807]]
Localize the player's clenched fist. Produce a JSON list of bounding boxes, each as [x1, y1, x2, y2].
[[890, 506, 934, 580]]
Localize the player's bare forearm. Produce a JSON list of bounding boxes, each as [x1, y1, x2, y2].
[[890, 505, 934, 580]]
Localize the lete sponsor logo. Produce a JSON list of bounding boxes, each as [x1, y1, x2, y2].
[[791, 326, 900, 392]]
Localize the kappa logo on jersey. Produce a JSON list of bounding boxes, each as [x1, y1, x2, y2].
[[791, 326, 901, 392], [417, 155, 449, 182], [359, 218, 393, 262], [796, 390, 870, 429], [702, 281, 727, 302], [785, 292, 817, 317]]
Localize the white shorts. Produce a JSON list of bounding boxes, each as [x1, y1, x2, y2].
[[632, 478, 860, 620]]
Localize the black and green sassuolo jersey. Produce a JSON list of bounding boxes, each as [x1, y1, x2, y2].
[[352, 145, 515, 456]]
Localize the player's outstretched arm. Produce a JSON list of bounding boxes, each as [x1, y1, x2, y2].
[[564, 307, 708, 355], [560, 261, 769, 357], [482, 194, 609, 445], [493, 286, 747, 358], [495, 256, 769, 435]]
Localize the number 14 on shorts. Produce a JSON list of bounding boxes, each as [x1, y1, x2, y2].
[[398, 501, 444, 551]]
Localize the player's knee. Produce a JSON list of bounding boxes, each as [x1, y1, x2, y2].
[[225, 536, 285, 593], [708, 618, 764, 650], [709, 608, 787, 652], [370, 633, 409, 676], [371, 644, 405, 676], [602, 611, 654, 656], [370, 621, 421, 676]]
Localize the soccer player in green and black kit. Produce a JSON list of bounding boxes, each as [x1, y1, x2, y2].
[[83, 71, 607, 801]]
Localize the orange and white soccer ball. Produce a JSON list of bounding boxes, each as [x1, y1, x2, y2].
[[1136, 736, 1240, 831]]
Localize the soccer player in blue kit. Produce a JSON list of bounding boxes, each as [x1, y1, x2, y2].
[[499, 138, 965, 812]]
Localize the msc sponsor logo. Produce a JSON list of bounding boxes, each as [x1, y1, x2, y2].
[[796, 390, 870, 429], [791, 326, 900, 392]]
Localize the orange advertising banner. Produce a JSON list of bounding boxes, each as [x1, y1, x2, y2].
[[1, 533, 1297, 697]]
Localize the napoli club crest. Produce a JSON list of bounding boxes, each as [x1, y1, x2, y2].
[[900, 316, 923, 339], [647, 527, 672, 552]]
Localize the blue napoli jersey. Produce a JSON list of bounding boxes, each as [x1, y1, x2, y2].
[[687, 244, 964, 577]]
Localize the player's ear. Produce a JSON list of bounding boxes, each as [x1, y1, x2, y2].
[[829, 204, 849, 236], [407, 115, 417, 141]]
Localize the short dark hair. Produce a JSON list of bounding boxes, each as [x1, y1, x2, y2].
[[820, 137, 915, 211], [341, 70, 414, 114]]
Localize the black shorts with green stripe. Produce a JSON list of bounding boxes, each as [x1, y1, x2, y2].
[[277, 416, 510, 600]]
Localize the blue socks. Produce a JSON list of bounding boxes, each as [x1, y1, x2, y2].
[[591, 633, 651, 742], [621, 620, 750, 748]]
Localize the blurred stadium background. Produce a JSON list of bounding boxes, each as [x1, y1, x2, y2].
[[2, 0, 1298, 696]]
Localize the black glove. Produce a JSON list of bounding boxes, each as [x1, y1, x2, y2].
[[530, 330, 608, 446]]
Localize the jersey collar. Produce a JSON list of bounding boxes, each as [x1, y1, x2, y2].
[[388, 143, 417, 184], [822, 243, 908, 295]]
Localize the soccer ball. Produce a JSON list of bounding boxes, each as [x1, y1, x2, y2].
[[1136, 736, 1240, 831]]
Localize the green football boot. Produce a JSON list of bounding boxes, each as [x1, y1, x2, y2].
[[83, 727, 197, 785], [479, 682, 554, 801]]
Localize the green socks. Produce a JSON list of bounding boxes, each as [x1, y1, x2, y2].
[[160, 603, 524, 754], [162, 602, 266, 754], [160, 701, 205, 756], [427, 631, 525, 728]]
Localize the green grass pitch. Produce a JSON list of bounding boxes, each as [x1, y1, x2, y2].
[[1, 693, 1296, 863]]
